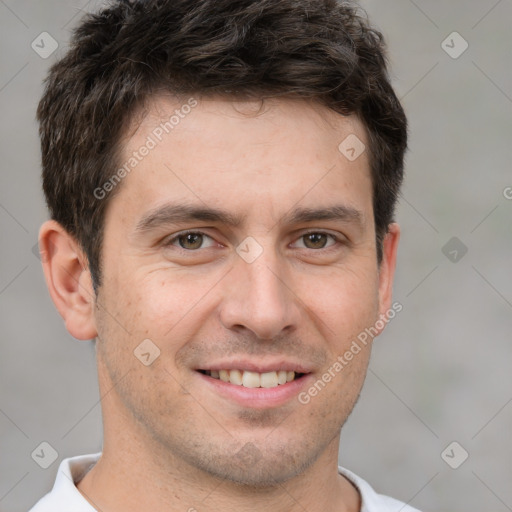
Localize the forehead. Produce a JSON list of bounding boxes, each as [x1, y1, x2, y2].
[[111, 95, 373, 227]]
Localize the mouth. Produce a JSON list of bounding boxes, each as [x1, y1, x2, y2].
[[197, 369, 306, 388], [195, 360, 314, 408]]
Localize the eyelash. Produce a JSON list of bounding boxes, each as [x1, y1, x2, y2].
[[163, 230, 217, 250], [292, 230, 340, 249], [163, 230, 342, 250]]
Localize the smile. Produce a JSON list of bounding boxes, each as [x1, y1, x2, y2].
[[199, 369, 305, 388]]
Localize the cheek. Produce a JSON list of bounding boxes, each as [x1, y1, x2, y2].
[[101, 268, 216, 338], [298, 265, 380, 350], [94, 277, 191, 425]]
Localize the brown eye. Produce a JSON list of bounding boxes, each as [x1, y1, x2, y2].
[[302, 233, 329, 249], [165, 231, 217, 252], [177, 233, 204, 250], [290, 232, 338, 250]]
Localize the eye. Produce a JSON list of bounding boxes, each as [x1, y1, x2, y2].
[[166, 231, 217, 250], [292, 232, 338, 250]]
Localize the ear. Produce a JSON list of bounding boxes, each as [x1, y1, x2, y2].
[[38, 220, 98, 340], [377, 222, 400, 320]]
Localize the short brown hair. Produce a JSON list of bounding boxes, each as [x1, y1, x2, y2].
[[37, 0, 407, 290]]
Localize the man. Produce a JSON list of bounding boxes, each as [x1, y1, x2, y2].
[[31, 0, 415, 510]]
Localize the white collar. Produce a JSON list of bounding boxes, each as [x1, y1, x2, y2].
[[30, 453, 421, 512]]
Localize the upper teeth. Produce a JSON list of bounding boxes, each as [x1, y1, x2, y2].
[[205, 370, 296, 388]]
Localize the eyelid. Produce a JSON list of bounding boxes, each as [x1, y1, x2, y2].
[[161, 228, 346, 250], [162, 229, 218, 249], [290, 230, 344, 249]]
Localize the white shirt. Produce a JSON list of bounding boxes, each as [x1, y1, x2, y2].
[[29, 453, 421, 512]]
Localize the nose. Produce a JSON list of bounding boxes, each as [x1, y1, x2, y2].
[[218, 250, 300, 340]]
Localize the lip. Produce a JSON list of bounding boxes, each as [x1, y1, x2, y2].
[[196, 370, 314, 409], [197, 358, 313, 374]]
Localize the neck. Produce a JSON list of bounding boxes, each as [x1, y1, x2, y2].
[[77, 420, 360, 512], [77, 362, 360, 512]]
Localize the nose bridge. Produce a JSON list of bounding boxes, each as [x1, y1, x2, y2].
[[219, 244, 298, 339], [246, 258, 287, 309]]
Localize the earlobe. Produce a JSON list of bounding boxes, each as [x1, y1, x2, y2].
[[39, 220, 98, 340], [377, 222, 400, 321]]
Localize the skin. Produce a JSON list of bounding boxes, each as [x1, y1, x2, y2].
[[40, 96, 400, 512]]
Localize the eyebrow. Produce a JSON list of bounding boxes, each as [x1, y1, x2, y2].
[[281, 205, 364, 227], [135, 203, 245, 233], [134, 202, 365, 233]]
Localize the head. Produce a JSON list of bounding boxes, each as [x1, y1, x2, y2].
[[38, 0, 407, 487]]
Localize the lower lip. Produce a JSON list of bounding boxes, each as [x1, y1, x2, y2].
[[197, 372, 313, 409]]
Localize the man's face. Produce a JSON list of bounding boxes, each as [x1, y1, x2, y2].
[[94, 97, 394, 485]]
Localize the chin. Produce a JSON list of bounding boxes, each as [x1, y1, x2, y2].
[[183, 439, 319, 488]]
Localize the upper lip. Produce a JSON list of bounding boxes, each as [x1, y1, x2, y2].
[[196, 359, 313, 374]]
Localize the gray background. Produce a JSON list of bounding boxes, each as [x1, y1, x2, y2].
[[1, 1, 511, 511]]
